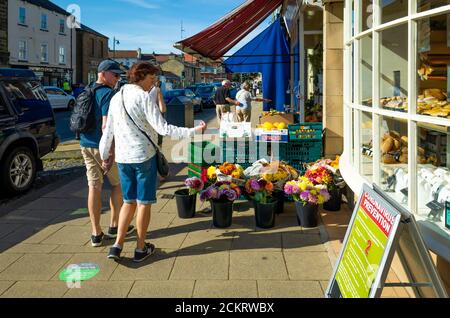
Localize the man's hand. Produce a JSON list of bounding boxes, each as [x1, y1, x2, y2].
[[101, 152, 114, 175]]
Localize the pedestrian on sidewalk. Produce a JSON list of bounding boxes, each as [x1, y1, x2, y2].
[[100, 62, 207, 263], [149, 79, 166, 147], [252, 81, 258, 97], [214, 80, 240, 127], [79, 60, 134, 248], [236, 82, 252, 123]]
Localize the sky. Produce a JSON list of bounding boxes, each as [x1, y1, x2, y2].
[[52, 0, 274, 56]]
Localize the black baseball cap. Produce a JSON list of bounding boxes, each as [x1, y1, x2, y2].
[[98, 60, 124, 74]]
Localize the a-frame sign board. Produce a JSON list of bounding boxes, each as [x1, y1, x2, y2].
[[326, 183, 448, 298]]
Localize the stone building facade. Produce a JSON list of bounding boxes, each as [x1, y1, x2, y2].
[[0, 0, 8, 66]]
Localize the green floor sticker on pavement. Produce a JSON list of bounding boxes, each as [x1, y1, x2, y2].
[[59, 263, 100, 282]]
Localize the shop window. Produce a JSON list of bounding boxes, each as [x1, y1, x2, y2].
[[380, 24, 408, 112], [418, 0, 450, 13], [379, 116, 408, 207], [362, 0, 373, 32], [416, 14, 450, 119], [361, 111, 373, 182], [359, 35, 372, 106], [381, 0, 408, 25], [417, 123, 449, 230]]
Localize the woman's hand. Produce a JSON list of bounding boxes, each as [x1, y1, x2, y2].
[[195, 121, 207, 134]]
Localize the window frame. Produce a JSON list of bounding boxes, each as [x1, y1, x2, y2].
[[40, 43, 48, 63], [343, 0, 450, 225], [18, 40, 27, 61], [59, 46, 66, 64], [40, 13, 48, 30], [18, 7, 26, 25]]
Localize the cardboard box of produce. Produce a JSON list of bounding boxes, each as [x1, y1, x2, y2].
[[259, 113, 294, 125]]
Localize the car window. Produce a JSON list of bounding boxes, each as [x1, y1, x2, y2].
[[3, 80, 47, 101], [185, 89, 194, 97], [197, 86, 214, 94], [45, 88, 65, 96], [0, 93, 10, 118]]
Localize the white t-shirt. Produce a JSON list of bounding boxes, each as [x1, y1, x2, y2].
[[100, 84, 195, 164], [236, 89, 252, 110]]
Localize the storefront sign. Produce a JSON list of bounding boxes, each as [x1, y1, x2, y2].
[[327, 184, 401, 298]]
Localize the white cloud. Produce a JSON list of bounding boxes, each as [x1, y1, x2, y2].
[[117, 0, 159, 9]]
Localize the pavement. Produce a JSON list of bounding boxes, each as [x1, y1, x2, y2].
[[0, 101, 407, 298]]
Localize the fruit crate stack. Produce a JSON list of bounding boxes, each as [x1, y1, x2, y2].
[[188, 141, 219, 180], [280, 123, 323, 174]]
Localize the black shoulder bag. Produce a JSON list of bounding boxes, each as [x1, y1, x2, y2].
[[121, 89, 170, 177]]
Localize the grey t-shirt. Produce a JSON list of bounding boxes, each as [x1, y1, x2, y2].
[[236, 89, 252, 110]]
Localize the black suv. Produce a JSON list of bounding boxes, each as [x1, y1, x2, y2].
[[0, 69, 59, 195]]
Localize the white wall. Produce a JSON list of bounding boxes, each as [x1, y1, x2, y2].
[[8, 0, 76, 81]]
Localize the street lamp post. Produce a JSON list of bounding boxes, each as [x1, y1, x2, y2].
[[113, 37, 120, 61]]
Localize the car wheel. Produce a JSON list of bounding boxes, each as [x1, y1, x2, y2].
[[1, 146, 36, 195], [68, 100, 75, 111]]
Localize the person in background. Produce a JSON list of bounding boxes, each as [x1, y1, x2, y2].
[[79, 60, 135, 248], [214, 79, 240, 127], [100, 62, 207, 263], [236, 81, 271, 123], [63, 80, 72, 94], [252, 81, 258, 97], [149, 79, 167, 147]]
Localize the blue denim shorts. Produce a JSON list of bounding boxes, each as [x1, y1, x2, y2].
[[117, 156, 157, 205]]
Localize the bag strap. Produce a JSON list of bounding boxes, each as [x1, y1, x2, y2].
[[120, 88, 160, 152]]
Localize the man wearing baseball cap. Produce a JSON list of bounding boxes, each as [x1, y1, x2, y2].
[[79, 60, 134, 248]]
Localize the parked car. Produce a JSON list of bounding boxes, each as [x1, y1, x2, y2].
[[0, 69, 59, 195], [211, 82, 237, 99], [44, 86, 76, 110], [164, 89, 203, 112], [195, 85, 217, 108]]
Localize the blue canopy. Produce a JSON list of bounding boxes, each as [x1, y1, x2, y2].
[[224, 18, 290, 111]]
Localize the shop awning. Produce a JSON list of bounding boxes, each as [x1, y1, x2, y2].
[[174, 0, 283, 61], [224, 18, 290, 111]]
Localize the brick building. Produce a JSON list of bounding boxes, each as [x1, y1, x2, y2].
[[76, 24, 108, 85]]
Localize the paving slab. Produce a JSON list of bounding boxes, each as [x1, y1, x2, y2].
[[0, 224, 47, 244], [0, 224, 23, 239], [20, 224, 65, 244], [52, 245, 109, 254], [3, 243, 59, 254], [41, 225, 91, 246], [281, 233, 326, 252], [1, 281, 69, 298], [63, 281, 133, 298], [128, 280, 195, 298], [51, 215, 91, 227], [284, 252, 333, 281], [0, 253, 72, 281], [0, 281, 15, 296], [169, 216, 213, 232], [0, 253, 23, 273], [193, 280, 258, 298], [170, 251, 229, 280], [159, 199, 180, 214], [109, 250, 177, 281], [180, 229, 234, 251], [19, 197, 86, 211], [229, 251, 289, 280], [231, 232, 282, 252], [257, 280, 324, 298]]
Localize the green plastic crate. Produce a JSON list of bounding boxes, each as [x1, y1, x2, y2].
[[280, 141, 322, 162], [288, 123, 323, 141], [189, 141, 219, 166]]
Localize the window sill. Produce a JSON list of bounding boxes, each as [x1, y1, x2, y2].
[[18, 60, 28, 63], [59, 63, 66, 66], [40, 29, 49, 32], [40, 62, 49, 65], [18, 23, 28, 27], [59, 33, 66, 36]]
